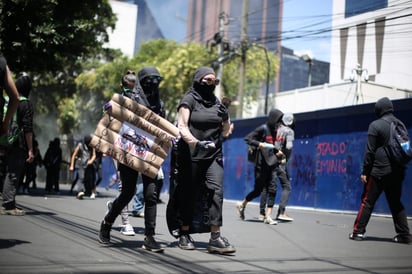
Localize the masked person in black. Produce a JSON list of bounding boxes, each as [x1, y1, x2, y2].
[[350, 97, 412, 244], [175, 66, 235, 254], [237, 109, 284, 225], [137, 66, 165, 204], [98, 70, 164, 252]]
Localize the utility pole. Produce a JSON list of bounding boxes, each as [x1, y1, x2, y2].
[[215, 8, 225, 100], [236, 0, 248, 118]]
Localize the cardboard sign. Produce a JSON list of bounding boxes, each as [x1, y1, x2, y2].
[[91, 94, 179, 179]]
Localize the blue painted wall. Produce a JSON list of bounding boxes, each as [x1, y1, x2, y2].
[[100, 98, 412, 215]]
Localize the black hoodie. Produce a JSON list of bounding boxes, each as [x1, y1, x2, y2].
[[363, 97, 402, 177], [137, 66, 165, 117], [244, 108, 283, 167]]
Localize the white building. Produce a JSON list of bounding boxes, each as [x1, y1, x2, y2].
[[105, 1, 138, 58], [240, 0, 412, 118], [329, 0, 412, 91]]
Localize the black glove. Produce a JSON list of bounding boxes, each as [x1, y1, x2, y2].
[[196, 141, 215, 151], [217, 104, 229, 121]]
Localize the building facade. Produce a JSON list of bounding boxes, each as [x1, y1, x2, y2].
[[330, 0, 412, 90], [107, 0, 164, 57]]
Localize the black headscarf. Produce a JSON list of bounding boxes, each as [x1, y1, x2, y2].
[[188, 66, 217, 106]]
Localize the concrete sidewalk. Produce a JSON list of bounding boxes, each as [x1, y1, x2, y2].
[[1, 182, 411, 273]]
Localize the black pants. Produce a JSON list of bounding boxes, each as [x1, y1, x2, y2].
[[245, 163, 275, 203], [0, 146, 26, 209], [105, 163, 159, 236], [45, 165, 60, 192], [353, 171, 410, 236], [84, 165, 96, 196], [260, 165, 292, 216], [178, 156, 224, 228]]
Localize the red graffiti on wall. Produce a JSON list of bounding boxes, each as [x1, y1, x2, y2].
[[316, 141, 347, 174]]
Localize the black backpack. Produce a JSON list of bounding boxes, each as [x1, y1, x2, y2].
[[382, 116, 412, 167], [2, 96, 29, 146]]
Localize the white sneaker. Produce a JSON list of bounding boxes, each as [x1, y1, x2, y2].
[[277, 214, 294, 222], [120, 223, 135, 236], [90, 193, 96, 199], [258, 214, 265, 221], [264, 216, 278, 225], [76, 192, 84, 200]]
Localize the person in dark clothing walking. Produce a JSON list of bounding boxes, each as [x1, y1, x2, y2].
[[136, 66, 165, 204], [43, 137, 62, 193], [1, 73, 34, 215], [20, 138, 42, 193], [174, 66, 235, 254], [98, 69, 164, 252], [259, 112, 295, 222], [237, 109, 284, 225], [349, 97, 411, 244]]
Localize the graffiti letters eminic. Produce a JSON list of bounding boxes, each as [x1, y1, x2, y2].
[[316, 141, 347, 175]]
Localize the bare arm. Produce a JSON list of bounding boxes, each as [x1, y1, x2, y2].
[[70, 145, 80, 171], [177, 106, 198, 149], [25, 132, 34, 163], [221, 118, 233, 138]]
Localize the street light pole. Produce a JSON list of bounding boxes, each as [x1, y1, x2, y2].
[[215, 10, 225, 100], [302, 54, 313, 87], [264, 48, 270, 115], [350, 64, 368, 104]]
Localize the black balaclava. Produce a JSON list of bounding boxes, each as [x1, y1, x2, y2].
[[267, 108, 284, 135], [192, 66, 216, 101], [374, 97, 394, 117], [138, 66, 161, 98]]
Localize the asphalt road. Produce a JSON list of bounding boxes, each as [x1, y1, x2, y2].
[[1, 182, 412, 274]]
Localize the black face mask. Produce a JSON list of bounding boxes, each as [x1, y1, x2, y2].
[[141, 82, 159, 98], [197, 82, 216, 94]]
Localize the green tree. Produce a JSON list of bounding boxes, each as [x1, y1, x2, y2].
[[73, 39, 278, 133], [0, 0, 116, 74], [0, 0, 118, 136]]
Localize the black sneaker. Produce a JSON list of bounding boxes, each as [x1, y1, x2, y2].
[[178, 234, 195, 250], [349, 232, 365, 241], [393, 234, 411, 244], [99, 221, 112, 244], [207, 236, 236, 254], [142, 235, 164, 252]]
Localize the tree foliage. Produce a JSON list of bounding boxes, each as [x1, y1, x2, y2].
[[0, 0, 118, 136], [0, 0, 116, 74], [73, 39, 278, 135]]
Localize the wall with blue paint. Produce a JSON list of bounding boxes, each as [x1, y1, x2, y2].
[[100, 98, 412, 215]]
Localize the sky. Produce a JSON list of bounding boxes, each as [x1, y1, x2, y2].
[[146, 0, 333, 62]]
